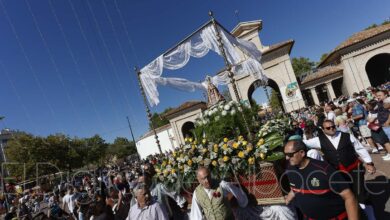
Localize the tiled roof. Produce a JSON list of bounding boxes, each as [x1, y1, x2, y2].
[[318, 23, 390, 67], [139, 124, 171, 140], [262, 39, 294, 55], [164, 101, 207, 118], [301, 65, 343, 84]]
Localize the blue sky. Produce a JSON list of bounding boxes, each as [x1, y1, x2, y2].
[[0, 0, 389, 142]]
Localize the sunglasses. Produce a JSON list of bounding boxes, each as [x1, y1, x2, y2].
[[324, 125, 336, 130], [284, 150, 300, 157]]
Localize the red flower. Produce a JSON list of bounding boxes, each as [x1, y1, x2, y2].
[[212, 191, 221, 198]]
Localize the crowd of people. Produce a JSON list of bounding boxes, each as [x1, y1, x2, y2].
[[1, 84, 390, 220]]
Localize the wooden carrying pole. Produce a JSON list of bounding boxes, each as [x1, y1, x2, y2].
[[135, 67, 163, 154], [209, 11, 253, 140]]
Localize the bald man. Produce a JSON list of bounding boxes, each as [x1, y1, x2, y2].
[[190, 167, 248, 220]]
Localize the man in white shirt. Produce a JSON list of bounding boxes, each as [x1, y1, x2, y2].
[[127, 183, 168, 220], [190, 167, 248, 220], [303, 119, 376, 220], [62, 185, 77, 218]]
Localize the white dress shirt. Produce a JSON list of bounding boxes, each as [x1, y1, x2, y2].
[[127, 200, 168, 220], [303, 131, 372, 163], [190, 180, 248, 220]]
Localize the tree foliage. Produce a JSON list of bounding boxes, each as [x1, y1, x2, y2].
[[269, 89, 282, 111], [107, 137, 137, 159], [149, 108, 173, 130], [291, 57, 315, 76], [4, 133, 135, 180]]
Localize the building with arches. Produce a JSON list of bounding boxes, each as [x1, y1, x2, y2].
[[225, 20, 306, 112], [300, 23, 390, 104], [136, 20, 306, 155]]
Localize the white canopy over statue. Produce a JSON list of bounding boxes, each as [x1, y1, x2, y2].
[[140, 21, 268, 106]]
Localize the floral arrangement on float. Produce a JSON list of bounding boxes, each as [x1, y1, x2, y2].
[[153, 101, 292, 204]]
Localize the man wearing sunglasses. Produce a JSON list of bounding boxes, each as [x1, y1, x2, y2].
[[284, 140, 359, 220], [303, 119, 376, 219]]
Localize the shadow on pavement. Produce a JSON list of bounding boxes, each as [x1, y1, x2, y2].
[[366, 175, 390, 220]]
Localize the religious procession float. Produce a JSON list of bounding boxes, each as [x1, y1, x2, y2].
[[136, 12, 292, 204]]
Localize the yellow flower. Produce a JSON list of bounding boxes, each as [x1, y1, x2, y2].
[[248, 157, 255, 165], [223, 137, 229, 143], [258, 138, 265, 145], [232, 142, 239, 149], [193, 140, 197, 145], [202, 148, 208, 154], [191, 145, 196, 151], [246, 145, 253, 152], [162, 161, 167, 167], [155, 168, 161, 174], [202, 139, 207, 144], [238, 151, 245, 158], [213, 144, 218, 152], [242, 141, 248, 146], [172, 151, 177, 157], [187, 160, 193, 166], [212, 160, 218, 166], [223, 144, 228, 150], [171, 169, 176, 174], [163, 170, 169, 176], [223, 156, 229, 162], [260, 153, 266, 160], [189, 138, 193, 143], [184, 137, 189, 143], [238, 135, 244, 141]]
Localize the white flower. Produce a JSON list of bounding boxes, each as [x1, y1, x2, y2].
[[204, 110, 209, 116], [224, 105, 231, 111], [208, 111, 213, 116], [222, 110, 227, 116], [230, 109, 236, 115], [215, 116, 220, 121]]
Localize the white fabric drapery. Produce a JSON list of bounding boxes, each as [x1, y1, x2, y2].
[[140, 23, 267, 106]]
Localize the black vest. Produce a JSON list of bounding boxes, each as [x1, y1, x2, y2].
[[318, 132, 358, 170]]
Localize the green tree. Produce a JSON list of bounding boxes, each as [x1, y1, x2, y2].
[[269, 89, 282, 111], [4, 133, 35, 179], [291, 57, 315, 77], [149, 107, 173, 130], [107, 137, 137, 159], [85, 135, 108, 166]]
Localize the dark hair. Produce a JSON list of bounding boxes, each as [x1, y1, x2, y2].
[[367, 99, 377, 108], [322, 119, 334, 126], [287, 140, 307, 154]]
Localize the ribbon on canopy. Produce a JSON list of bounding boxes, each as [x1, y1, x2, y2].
[[140, 22, 267, 106]]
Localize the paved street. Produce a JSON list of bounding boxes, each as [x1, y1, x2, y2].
[[365, 153, 390, 219]]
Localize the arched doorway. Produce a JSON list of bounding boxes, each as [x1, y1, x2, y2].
[[181, 121, 195, 139], [247, 79, 284, 112], [365, 53, 390, 87]]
